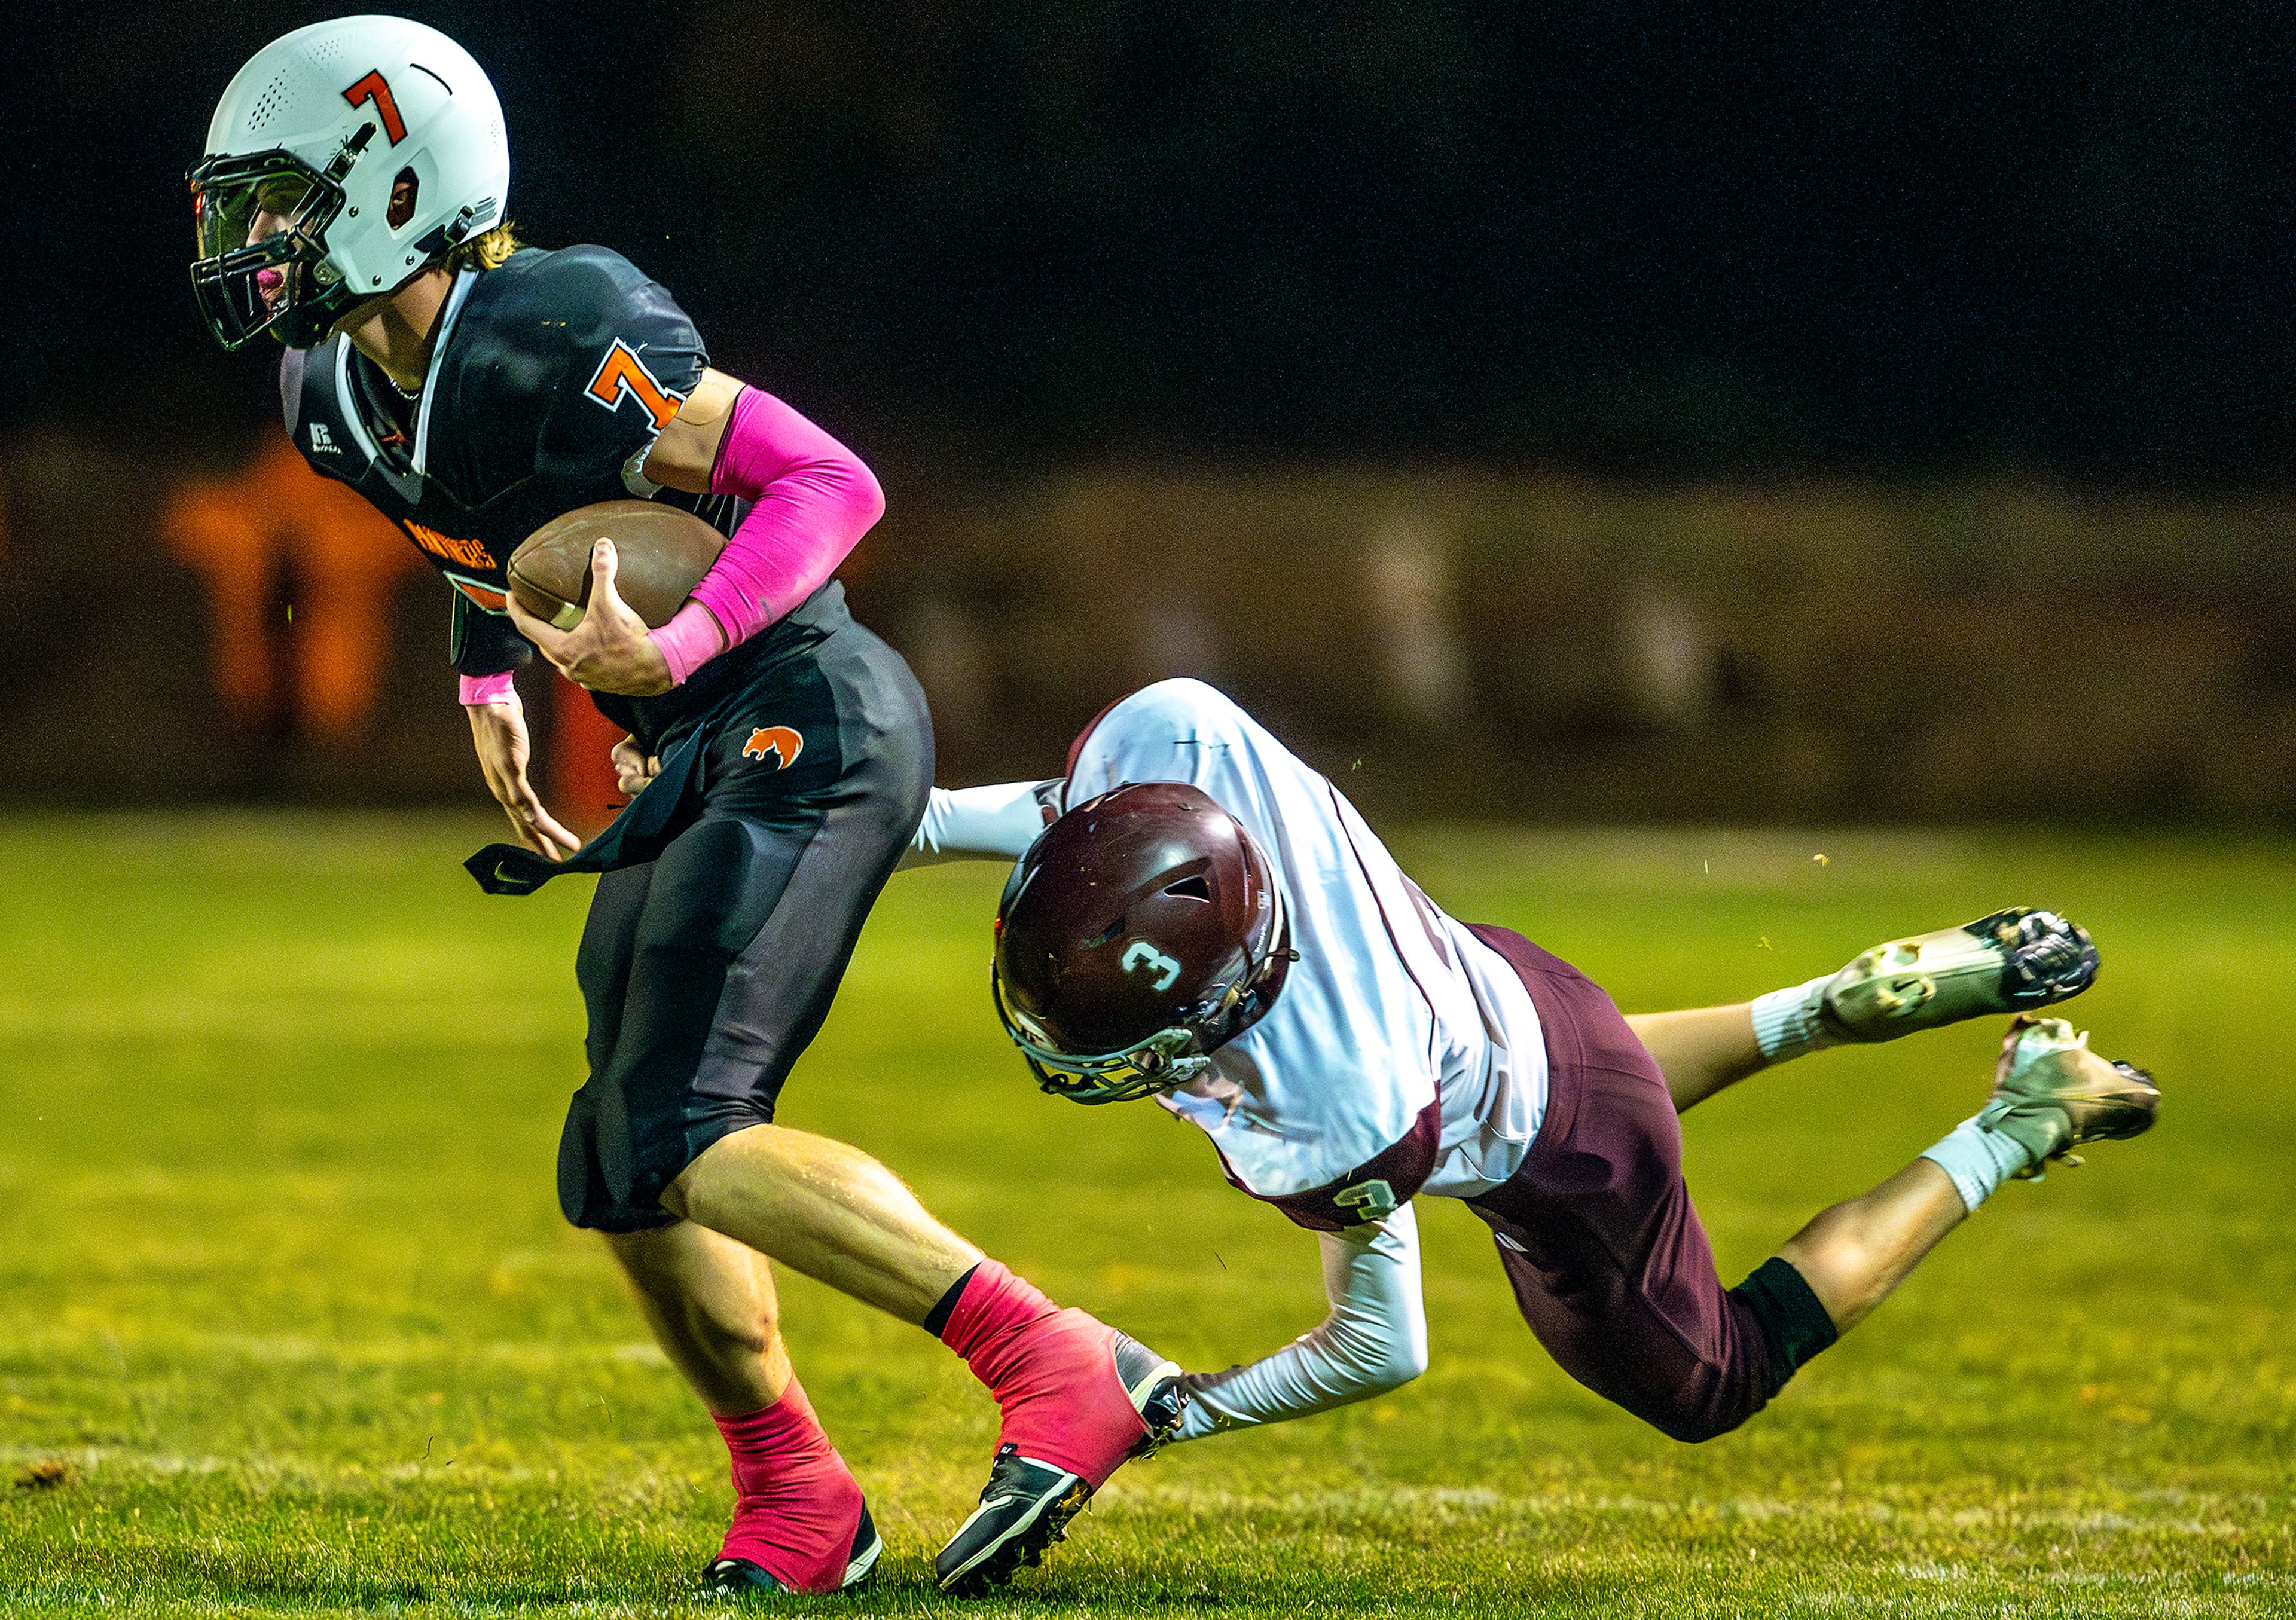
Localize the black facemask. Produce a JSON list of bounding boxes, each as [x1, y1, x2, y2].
[[186, 129, 372, 350]]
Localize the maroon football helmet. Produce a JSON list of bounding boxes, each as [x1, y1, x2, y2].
[[993, 781, 1294, 1104]]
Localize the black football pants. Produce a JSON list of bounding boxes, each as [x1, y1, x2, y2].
[[557, 619, 930, 1232]]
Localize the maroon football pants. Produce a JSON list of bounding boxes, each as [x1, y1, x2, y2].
[[1464, 926, 1799, 1442]]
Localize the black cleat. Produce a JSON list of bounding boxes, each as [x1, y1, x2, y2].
[[935, 1447, 1092, 1598], [703, 1501, 882, 1597], [935, 1336, 1186, 1596]]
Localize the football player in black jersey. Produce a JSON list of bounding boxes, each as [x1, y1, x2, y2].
[[190, 16, 1185, 1597]]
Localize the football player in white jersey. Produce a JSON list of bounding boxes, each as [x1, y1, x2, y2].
[[902, 678, 2158, 1459]]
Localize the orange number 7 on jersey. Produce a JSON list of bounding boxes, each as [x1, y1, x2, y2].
[[343, 71, 408, 145], [584, 340, 685, 432]]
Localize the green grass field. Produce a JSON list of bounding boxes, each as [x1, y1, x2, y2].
[[1, 813, 2291, 1617]]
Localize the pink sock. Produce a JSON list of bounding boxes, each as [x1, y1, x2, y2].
[[712, 1378, 864, 1593], [938, 1260, 1061, 1366], [938, 1261, 1148, 1487]]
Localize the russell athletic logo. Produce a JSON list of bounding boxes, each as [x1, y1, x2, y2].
[[741, 726, 804, 769]]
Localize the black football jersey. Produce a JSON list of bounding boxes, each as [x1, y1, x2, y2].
[[280, 244, 836, 741]]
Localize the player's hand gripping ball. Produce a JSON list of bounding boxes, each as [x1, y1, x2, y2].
[[509, 500, 728, 629], [506, 501, 728, 695]]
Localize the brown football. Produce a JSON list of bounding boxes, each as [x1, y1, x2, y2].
[[508, 500, 728, 631]]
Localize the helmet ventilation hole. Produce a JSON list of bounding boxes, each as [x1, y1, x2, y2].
[[249, 72, 293, 128], [1164, 877, 1212, 901]]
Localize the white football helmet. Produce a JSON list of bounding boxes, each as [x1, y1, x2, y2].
[[188, 15, 510, 349]]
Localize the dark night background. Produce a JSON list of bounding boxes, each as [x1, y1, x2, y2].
[[2, 2, 2294, 822], [8, 0, 2292, 482]]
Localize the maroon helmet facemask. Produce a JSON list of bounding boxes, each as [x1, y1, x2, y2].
[[993, 781, 1294, 1104]]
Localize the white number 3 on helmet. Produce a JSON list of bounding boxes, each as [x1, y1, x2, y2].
[[1121, 942, 1184, 992]]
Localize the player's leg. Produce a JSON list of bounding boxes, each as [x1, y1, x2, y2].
[[564, 850, 880, 1595], [1626, 907, 2100, 1114], [1772, 1014, 2157, 1333], [1625, 1002, 1762, 1112], [636, 812, 1185, 1596], [571, 631, 1181, 1594], [1465, 928, 2152, 1442], [604, 1222, 881, 1594], [664, 1121, 979, 1321], [606, 1220, 787, 1414]]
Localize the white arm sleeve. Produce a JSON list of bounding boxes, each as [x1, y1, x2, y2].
[[897, 780, 1061, 869], [1171, 1202, 1428, 1441]]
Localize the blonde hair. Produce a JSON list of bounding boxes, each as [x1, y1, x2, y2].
[[326, 218, 524, 339], [446, 221, 523, 271]]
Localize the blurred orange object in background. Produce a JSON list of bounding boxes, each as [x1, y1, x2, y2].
[[160, 437, 419, 739], [551, 676, 628, 837]]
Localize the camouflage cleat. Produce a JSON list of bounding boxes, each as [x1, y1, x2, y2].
[[1818, 908, 2099, 1044], [1978, 1014, 2159, 1177], [935, 1334, 1187, 1596]]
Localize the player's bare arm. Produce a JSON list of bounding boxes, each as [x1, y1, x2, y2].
[[642, 367, 746, 494], [466, 688, 581, 859]]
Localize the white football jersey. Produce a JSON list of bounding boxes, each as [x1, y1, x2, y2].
[[1062, 680, 1547, 1204]]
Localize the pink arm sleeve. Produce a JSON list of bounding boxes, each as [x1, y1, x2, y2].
[[646, 387, 886, 686]]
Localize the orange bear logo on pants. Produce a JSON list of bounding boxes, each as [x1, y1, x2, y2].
[[742, 726, 804, 768]]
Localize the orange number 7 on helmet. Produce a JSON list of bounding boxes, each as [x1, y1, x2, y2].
[[341, 70, 408, 145]]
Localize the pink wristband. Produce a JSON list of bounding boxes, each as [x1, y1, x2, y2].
[[646, 600, 727, 688], [459, 671, 516, 706]]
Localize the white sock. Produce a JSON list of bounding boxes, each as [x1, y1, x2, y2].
[[1918, 1117, 2034, 1214], [1750, 975, 1837, 1061]]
